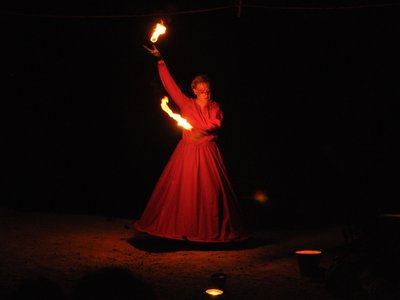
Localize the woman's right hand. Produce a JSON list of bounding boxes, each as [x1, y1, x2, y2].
[[143, 44, 163, 60]]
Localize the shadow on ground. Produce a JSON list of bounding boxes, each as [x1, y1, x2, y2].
[[126, 235, 273, 253]]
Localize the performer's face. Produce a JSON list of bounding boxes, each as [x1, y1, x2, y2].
[[193, 82, 211, 101]]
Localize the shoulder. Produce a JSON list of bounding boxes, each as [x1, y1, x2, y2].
[[210, 101, 222, 111], [210, 101, 220, 108]]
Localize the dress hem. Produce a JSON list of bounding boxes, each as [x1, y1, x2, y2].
[[134, 224, 249, 243]]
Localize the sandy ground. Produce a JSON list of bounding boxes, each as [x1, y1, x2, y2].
[[0, 206, 346, 300]]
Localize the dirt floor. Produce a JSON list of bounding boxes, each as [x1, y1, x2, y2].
[[0, 206, 347, 300]]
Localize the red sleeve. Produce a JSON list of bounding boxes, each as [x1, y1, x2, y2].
[[157, 60, 188, 109], [206, 102, 223, 132]]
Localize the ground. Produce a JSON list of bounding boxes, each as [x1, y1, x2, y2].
[[0, 206, 346, 300]]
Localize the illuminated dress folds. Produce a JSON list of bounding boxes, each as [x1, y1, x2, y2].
[[134, 61, 248, 242]]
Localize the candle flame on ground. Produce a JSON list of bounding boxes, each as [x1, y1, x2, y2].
[[150, 21, 167, 43], [161, 96, 193, 130], [295, 250, 322, 255], [205, 289, 224, 296]]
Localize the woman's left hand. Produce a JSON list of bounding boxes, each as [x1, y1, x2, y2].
[[191, 130, 208, 141]]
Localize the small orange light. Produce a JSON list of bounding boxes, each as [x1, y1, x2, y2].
[[253, 190, 268, 203], [205, 288, 224, 296], [295, 250, 322, 255]]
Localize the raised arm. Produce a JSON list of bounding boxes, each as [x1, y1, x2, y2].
[[143, 44, 187, 108]]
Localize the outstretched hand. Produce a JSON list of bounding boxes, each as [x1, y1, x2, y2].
[[143, 44, 163, 60]]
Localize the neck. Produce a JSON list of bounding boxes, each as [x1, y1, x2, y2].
[[197, 98, 208, 105]]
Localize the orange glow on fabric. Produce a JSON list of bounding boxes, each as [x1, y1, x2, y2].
[[150, 21, 167, 43], [161, 96, 193, 130]]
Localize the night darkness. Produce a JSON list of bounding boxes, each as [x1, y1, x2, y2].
[[2, 1, 400, 228]]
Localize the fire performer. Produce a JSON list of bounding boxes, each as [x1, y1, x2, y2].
[[134, 44, 248, 242]]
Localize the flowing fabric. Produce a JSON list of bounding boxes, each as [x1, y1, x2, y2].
[[134, 61, 248, 242]]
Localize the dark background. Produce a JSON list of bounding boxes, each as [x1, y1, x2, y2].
[[2, 1, 399, 228]]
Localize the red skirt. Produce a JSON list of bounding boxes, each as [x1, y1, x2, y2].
[[134, 139, 248, 242]]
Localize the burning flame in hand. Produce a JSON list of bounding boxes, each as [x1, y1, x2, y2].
[[161, 96, 193, 130], [150, 21, 167, 43]]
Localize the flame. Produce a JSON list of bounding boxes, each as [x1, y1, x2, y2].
[[205, 289, 224, 296], [295, 250, 322, 255], [150, 21, 167, 43], [161, 96, 193, 130]]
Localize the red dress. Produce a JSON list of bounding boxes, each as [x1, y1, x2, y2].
[[134, 61, 248, 242]]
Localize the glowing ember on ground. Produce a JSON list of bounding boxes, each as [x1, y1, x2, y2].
[[150, 21, 167, 43], [161, 96, 193, 130], [295, 250, 322, 255], [205, 288, 224, 296]]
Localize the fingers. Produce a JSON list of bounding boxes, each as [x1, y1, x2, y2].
[[143, 44, 162, 60], [143, 44, 152, 51], [143, 44, 160, 55]]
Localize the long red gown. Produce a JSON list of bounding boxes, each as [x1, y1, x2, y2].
[[134, 60, 248, 242]]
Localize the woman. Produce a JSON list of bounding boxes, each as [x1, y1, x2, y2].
[[134, 44, 248, 242]]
